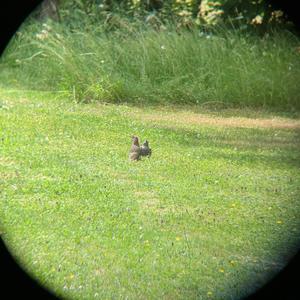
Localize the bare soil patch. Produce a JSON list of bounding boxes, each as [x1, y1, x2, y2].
[[135, 111, 300, 130]]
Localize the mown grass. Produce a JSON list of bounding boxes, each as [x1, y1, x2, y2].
[[1, 18, 300, 110], [1, 88, 300, 300]]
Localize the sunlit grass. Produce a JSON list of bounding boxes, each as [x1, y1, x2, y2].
[[0, 89, 300, 299]]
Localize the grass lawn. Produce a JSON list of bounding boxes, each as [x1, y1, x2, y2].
[[0, 88, 300, 299]]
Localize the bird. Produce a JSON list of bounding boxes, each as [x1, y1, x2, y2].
[[129, 135, 141, 161], [140, 140, 152, 158]]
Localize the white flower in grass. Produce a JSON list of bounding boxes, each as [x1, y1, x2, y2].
[[36, 31, 49, 40], [160, 45, 166, 50], [251, 15, 263, 25], [42, 23, 52, 30], [178, 10, 192, 17]]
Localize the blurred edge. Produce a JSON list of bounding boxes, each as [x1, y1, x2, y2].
[[1, 237, 58, 299], [0, 0, 43, 55], [246, 251, 300, 300], [0, 0, 299, 299], [1, 227, 298, 299]]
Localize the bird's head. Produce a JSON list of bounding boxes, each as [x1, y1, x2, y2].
[[131, 135, 139, 146]]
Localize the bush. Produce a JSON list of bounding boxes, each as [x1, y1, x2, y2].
[[1, 3, 300, 111]]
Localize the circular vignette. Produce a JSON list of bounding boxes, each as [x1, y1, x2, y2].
[[1, 2, 58, 299], [0, 1, 299, 300]]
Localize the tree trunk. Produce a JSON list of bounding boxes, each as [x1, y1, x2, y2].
[[37, 0, 60, 21]]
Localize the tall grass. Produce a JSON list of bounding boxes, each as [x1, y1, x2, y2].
[[1, 18, 300, 110]]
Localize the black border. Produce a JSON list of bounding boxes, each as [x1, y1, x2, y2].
[[0, 1, 299, 299], [1, 237, 58, 299]]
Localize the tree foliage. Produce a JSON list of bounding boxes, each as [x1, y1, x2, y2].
[[52, 0, 291, 32]]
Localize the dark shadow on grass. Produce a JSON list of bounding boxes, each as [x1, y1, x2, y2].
[[124, 101, 300, 120], [152, 124, 300, 168]]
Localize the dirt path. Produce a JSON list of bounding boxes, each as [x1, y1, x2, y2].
[[128, 109, 300, 130]]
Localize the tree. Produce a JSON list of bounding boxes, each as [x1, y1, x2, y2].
[[37, 0, 60, 21]]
